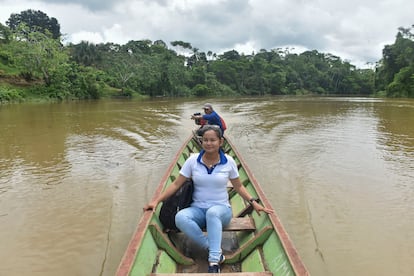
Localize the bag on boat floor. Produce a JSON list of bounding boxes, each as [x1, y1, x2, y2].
[[159, 179, 193, 232]]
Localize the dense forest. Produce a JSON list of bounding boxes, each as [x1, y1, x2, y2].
[[0, 10, 413, 102]]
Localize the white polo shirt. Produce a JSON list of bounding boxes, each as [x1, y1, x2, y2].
[[179, 150, 239, 209]]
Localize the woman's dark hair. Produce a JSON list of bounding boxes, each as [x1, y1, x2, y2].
[[200, 125, 223, 138]]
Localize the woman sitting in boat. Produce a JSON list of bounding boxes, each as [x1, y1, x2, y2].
[[144, 125, 272, 273], [191, 103, 226, 136]]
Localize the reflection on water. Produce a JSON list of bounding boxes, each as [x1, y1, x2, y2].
[[0, 97, 413, 276]]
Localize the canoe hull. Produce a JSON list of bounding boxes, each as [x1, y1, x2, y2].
[[117, 134, 309, 275]]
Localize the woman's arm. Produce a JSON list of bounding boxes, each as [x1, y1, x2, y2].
[[230, 177, 273, 214], [143, 174, 188, 211]]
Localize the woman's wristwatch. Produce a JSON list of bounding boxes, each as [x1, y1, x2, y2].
[[249, 197, 259, 204]]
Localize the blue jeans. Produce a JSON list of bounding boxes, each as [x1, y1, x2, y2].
[[175, 205, 232, 263]]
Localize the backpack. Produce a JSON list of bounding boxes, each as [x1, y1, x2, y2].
[[159, 179, 194, 231], [219, 116, 227, 131]]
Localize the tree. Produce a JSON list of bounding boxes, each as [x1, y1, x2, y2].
[[110, 52, 137, 95], [219, 50, 241, 61], [170, 40, 192, 49], [69, 41, 101, 66], [170, 40, 193, 57], [386, 65, 414, 97], [6, 9, 61, 39], [0, 23, 12, 43], [10, 24, 68, 85], [376, 25, 414, 97], [153, 40, 167, 48], [124, 39, 152, 55]]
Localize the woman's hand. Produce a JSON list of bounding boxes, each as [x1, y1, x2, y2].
[[143, 200, 158, 212], [143, 175, 187, 213], [251, 201, 274, 214]]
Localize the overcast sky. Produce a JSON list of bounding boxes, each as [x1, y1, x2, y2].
[[1, 0, 413, 68]]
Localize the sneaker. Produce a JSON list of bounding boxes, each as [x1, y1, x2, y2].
[[219, 254, 225, 264], [208, 264, 220, 273], [208, 253, 225, 273]]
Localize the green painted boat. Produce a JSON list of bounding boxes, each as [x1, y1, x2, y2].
[[117, 133, 309, 275]]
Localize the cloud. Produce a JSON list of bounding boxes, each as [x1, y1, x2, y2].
[[70, 30, 104, 44], [29, 0, 118, 11], [1, 0, 413, 68]]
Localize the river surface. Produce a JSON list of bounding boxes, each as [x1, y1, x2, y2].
[[0, 97, 413, 276]]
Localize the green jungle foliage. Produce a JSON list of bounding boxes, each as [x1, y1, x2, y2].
[[375, 26, 414, 97], [0, 10, 413, 103]]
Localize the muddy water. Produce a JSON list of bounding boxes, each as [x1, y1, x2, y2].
[[0, 97, 413, 276]]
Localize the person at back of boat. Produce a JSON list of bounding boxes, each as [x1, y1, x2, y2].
[[191, 103, 226, 136], [143, 125, 272, 273]]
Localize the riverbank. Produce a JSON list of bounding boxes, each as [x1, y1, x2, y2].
[[0, 71, 148, 103]]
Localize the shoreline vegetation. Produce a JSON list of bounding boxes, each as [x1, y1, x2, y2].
[[1, 10, 413, 104]]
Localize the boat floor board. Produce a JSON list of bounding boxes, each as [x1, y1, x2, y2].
[[169, 231, 241, 273]]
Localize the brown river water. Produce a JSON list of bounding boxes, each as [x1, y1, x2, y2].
[[0, 97, 413, 276]]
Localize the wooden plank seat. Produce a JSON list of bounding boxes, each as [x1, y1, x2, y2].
[[151, 272, 273, 276], [223, 217, 256, 231]]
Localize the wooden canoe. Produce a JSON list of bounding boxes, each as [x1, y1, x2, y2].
[[116, 133, 309, 275]]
